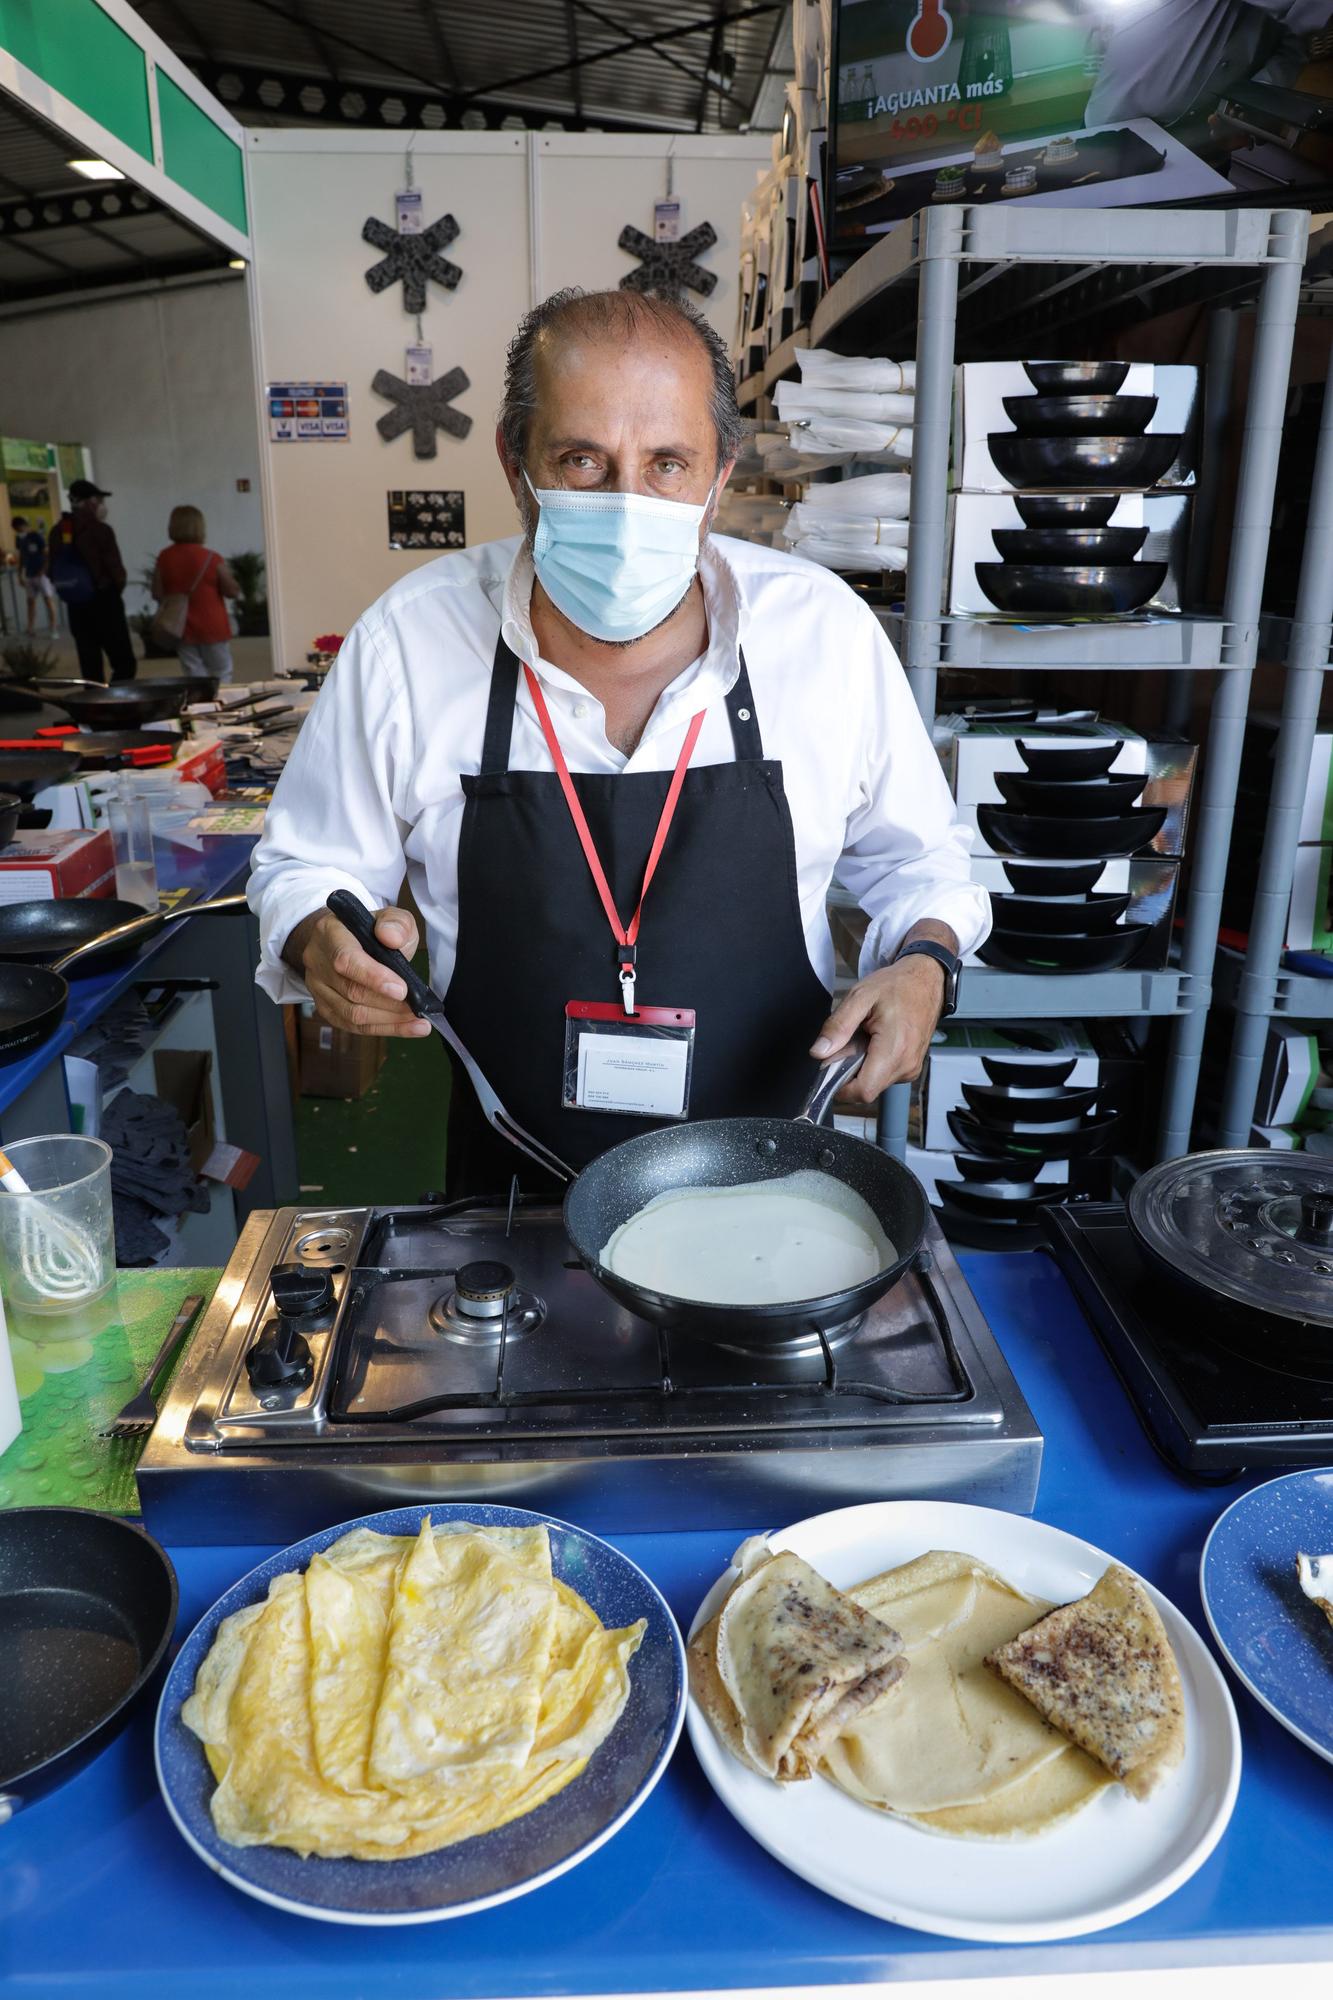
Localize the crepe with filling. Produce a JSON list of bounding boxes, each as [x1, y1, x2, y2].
[[820, 1550, 1110, 1838], [985, 1562, 1184, 1801], [180, 1520, 645, 1860], [689, 1537, 907, 1783]]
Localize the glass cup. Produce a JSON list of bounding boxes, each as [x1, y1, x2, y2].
[[107, 786, 159, 911], [0, 1136, 115, 1346]]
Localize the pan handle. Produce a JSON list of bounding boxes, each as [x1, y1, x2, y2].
[[52, 893, 250, 975], [795, 1033, 869, 1128]]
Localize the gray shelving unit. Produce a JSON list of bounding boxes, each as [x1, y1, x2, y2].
[[793, 201, 1308, 1163]]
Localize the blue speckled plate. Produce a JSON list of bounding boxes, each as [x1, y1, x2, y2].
[[154, 1503, 686, 1925], [1201, 1470, 1333, 1768]]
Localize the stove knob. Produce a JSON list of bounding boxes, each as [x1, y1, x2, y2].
[[271, 1262, 336, 1319], [245, 1316, 313, 1390]]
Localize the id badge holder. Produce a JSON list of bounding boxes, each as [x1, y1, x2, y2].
[[563, 1001, 696, 1119]]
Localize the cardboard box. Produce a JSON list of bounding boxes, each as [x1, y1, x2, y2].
[[942, 722, 1197, 859], [298, 1006, 386, 1099], [947, 490, 1191, 617], [967, 853, 1179, 970], [954, 362, 1200, 492], [154, 1048, 216, 1176], [1254, 1025, 1333, 1130], [0, 828, 115, 902]]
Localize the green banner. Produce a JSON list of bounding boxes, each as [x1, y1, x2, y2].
[[157, 71, 247, 234], [1, 437, 53, 474], [0, 0, 153, 160]]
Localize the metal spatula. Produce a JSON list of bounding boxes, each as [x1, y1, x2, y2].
[[326, 890, 574, 1183]]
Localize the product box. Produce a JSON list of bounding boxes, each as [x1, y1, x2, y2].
[[174, 736, 227, 797], [967, 854, 1179, 969], [947, 490, 1192, 617], [954, 362, 1200, 492], [1224, 839, 1333, 953], [1254, 1025, 1333, 1130], [154, 1047, 217, 1176], [919, 1021, 1101, 1152], [942, 721, 1197, 859], [904, 1142, 1070, 1203], [0, 828, 115, 903], [297, 1006, 386, 1100], [1236, 720, 1333, 846]]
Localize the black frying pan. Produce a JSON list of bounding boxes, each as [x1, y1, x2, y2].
[[0, 751, 85, 796], [23, 892, 249, 977], [43, 682, 187, 730], [0, 1508, 177, 1813], [330, 890, 930, 1347], [0, 962, 68, 1058]]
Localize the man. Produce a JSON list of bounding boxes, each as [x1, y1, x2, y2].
[[10, 516, 58, 640], [48, 478, 137, 684], [250, 289, 989, 1191]]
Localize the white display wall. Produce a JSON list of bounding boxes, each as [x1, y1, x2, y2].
[[244, 129, 769, 668], [0, 277, 265, 613]]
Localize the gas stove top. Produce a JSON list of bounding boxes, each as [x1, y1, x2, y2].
[[137, 1198, 1042, 1543], [1044, 1201, 1333, 1480]]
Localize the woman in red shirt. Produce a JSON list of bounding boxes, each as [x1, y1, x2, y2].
[[152, 506, 240, 682]]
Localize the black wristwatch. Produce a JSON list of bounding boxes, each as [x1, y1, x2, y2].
[[894, 939, 961, 1019]]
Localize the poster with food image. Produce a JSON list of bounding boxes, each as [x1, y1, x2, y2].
[[830, 0, 1333, 240]]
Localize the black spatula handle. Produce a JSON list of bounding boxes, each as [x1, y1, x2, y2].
[[326, 890, 439, 1017]]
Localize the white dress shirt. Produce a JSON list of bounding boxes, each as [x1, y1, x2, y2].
[[249, 534, 990, 1011]]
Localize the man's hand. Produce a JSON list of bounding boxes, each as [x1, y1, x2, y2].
[[810, 942, 952, 1105], [283, 905, 433, 1039]]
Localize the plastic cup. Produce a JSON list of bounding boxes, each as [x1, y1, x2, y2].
[[107, 787, 159, 910], [0, 1136, 115, 1346]]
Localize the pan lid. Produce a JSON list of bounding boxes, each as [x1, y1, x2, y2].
[[1129, 1149, 1333, 1326]]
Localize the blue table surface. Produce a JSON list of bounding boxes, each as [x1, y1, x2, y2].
[[6, 1250, 1333, 1994], [0, 836, 256, 1121]]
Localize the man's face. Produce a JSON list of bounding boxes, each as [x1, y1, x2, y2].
[[503, 328, 728, 544]]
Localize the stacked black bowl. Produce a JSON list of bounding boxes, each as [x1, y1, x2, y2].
[[977, 739, 1162, 970], [978, 362, 1175, 616]]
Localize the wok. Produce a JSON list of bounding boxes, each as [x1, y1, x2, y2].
[[1022, 361, 1129, 395], [978, 802, 1166, 857], [332, 889, 930, 1348], [0, 1508, 176, 1813], [975, 561, 1168, 615], [1015, 739, 1123, 780], [1002, 394, 1157, 437], [991, 527, 1148, 565], [1013, 494, 1117, 528], [995, 770, 1146, 816], [44, 682, 187, 730], [988, 432, 1182, 489]]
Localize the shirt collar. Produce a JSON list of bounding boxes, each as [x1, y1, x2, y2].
[[493, 537, 744, 727]]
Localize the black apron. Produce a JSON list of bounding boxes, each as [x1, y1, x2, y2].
[[441, 632, 831, 1194]]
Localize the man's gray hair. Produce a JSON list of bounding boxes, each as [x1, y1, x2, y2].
[[499, 287, 745, 475]]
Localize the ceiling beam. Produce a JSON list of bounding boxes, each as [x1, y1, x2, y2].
[[568, 0, 712, 95], [154, 0, 218, 67], [699, 0, 728, 131], [471, 3, 778, 103], [285, 0, 343, 83], [564, 2, 583, 124], [419, 2, 462, 93]]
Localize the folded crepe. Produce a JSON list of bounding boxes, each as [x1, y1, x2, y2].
[[985, 1562, 1185, 1801], [689, 1538, 907, 1783]]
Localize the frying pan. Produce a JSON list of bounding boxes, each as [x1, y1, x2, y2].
[[331, 890, 930, 1347], [0, 750, 85, 796], [991, 527, 1148, 564], [1001, 394, 1158, 437], [0, 728, 176, 770], [0, 1508, 177, 1814], [43, 893, 249, 977], [43, 682, 188, 730], [0, 962, 68, 1059], [975, 561, 1168, 616], [988, 432, 1182, 489]]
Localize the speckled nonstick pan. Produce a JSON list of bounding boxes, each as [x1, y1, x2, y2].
[[331, 891, 930, 1347], [0, 1508, 177, 1815]]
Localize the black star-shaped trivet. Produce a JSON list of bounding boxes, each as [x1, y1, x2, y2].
[[363, 213, 462, 314], [371, 367, 473, 458], [618, 221, 718, 300]]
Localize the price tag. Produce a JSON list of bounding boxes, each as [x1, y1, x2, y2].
[[395, 188, 423, 234], [406, 343, 433, 385], [654, 197, 682, 242]]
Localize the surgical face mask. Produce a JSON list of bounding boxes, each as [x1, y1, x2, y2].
[[524, 471, 713, 644]]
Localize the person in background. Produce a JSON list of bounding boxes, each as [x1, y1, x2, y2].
[[152, 506, 239, 683], [10, 516, 58, 640], [48, 478, 137, 683]]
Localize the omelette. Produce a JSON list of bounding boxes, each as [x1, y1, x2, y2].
[[180, 1520, 645, 1861]]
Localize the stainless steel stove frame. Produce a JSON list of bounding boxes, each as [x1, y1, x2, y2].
[[137, 1203, 1042, 1542]]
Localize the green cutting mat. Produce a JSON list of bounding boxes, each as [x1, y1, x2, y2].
[[0, 1269, 220, 1517]]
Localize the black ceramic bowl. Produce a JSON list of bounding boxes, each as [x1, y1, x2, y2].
[[0, 1508, 177, 1811], [993, 890, 1132, 935], [992, 527, 1149, 565], [1022, 360, 1130, 395], [988, 432, 1182, 489], [948, 1106, 1124, 1161], [938, 1181, 1066, 1223], [1015, 739, 1124, 781], [980, 1053, 1078, 1090], [979, 803, 1165, 859], [962, 1081, 1100, 1124], [1013, 494, 1118, 529], [978, 925, 1149, 973], [1002, 394, 1158, 437], [975, 561, 1169, 616], [995, 771, 1146, 816]]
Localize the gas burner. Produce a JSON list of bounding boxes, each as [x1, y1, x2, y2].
[[429, 1260, 545, 1345], [706, 1311, 868, 1364]]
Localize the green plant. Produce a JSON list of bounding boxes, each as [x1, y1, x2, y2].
[[1, 637, 59, 678], [228, 549, 269, 637]]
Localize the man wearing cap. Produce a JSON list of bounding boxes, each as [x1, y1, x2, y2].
[[49, 479, 137, 683]]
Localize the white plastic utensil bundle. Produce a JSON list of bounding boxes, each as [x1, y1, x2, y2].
[[0, 1146, 104, 1301]]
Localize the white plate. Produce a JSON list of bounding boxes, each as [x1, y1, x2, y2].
[[686, 1500, 1240, 1943]]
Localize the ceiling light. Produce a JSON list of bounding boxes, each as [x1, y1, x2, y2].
[[68, 158, 125, 181], [228, 258, 247, 270]]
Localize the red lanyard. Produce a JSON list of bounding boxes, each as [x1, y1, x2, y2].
[[523, 663, 704, 1013]]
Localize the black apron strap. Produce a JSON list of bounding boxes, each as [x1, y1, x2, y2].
[[480, 630, 521, 777], [725, 648, 763, 760]]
